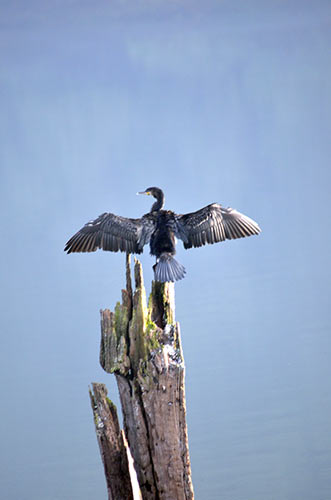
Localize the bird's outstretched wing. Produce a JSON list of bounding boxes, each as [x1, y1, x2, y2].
[[64, 212, 156, 254], [176, 203, 261, 249]]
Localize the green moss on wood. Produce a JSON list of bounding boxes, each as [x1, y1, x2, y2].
[[100, 308, 130, 375], [114, 301, 130, 341], [100, 257, 178, 377], [106, 396, 117, 413], [145, 320, 161, 351]]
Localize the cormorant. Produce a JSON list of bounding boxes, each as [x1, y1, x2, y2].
[[64, 187, 261, 282]]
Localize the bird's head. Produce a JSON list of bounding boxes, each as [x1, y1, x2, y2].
[[137, 187, 165, 211], [137, 187, 163, 199]]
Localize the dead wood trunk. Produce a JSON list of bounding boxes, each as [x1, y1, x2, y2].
[[94, 254, 194, 500], [89, 383, 134, 500]]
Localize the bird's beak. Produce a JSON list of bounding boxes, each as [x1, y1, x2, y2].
[[137, 191, 150, 196]]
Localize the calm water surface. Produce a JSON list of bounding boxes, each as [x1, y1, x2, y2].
[[1, 1, 330, 499]]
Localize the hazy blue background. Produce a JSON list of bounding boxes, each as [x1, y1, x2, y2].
[[1, 1, 330, 499]]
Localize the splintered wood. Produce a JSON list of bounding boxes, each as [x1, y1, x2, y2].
[[92, 255, 194, 500], [89, 383, 134, 500]]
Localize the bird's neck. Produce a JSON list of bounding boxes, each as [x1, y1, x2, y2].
[[150, 192, 165, 212]]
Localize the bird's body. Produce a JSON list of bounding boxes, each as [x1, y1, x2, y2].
[[150, 211, 176, 256], [64, 187, 261, 282]]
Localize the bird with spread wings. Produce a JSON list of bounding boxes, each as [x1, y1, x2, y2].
[[65, 187, 261, 282]]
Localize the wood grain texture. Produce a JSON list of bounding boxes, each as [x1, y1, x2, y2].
[[97, 255, 194, 500], [89, 383, 134, 500]]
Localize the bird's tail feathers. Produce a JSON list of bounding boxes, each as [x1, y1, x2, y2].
[[154, 253, 186, 283]]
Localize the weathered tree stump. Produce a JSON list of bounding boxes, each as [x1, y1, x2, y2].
[[89, 383, 134, 500], [91, 254, 194, 500]]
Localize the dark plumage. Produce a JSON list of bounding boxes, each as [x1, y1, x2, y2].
[[64, 187, 261, 282]]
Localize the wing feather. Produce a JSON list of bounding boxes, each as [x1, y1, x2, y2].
[[64, 212, 156, 254], [176, 203, 261, 249]]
